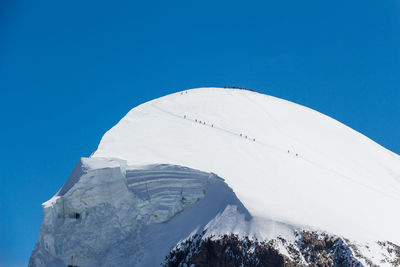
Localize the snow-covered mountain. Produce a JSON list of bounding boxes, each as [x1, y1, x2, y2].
[[30, 88, 400, 266]]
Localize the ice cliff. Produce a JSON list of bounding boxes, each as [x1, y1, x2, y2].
[[30, 158, 249, 266]]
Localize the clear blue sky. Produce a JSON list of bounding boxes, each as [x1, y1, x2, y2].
[[1, 0, 399, 266]]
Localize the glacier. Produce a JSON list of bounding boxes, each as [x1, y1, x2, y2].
[[30, 157, 251, 266], [30, 87, 400, 266]]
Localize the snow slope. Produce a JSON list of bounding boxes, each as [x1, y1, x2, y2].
[[92, 87, 400, 244]]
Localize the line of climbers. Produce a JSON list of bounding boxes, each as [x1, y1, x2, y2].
[[239, 133, 255, 142], [183, 115, 257, 142], [183, 114, 300, 157], [179, 88, 256, 94], [224, 86, 255, 92], [192, 117, 213, 127]]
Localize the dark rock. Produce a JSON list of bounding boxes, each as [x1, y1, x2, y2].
[[165, 231, 365, 267]]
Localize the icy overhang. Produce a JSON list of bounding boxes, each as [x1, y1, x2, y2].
[[56, 157, 123, 196]]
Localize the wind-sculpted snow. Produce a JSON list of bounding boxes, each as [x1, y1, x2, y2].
[[125, 165, 213, 223], [30, 158, 251, 267]]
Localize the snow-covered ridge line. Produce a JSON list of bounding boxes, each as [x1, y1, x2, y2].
[[152, 102, 399, 201], [93, 87, 400, 243], [152, 104, 260, 144]]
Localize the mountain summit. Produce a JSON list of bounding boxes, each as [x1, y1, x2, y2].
[[30, 88, 400, 266]]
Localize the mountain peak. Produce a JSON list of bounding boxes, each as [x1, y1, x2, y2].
[[30, 88, 400, 266], [93, 87, 400, 243]]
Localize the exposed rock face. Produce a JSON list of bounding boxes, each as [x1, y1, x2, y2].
[[165, 234, 293, 267], [165, 231, 365, 267], [296, 231, 362, 267], [380, 242, 400, 266]]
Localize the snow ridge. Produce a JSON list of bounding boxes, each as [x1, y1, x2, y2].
[[93, 87, 400, 243], [30, 87, 400, 266]]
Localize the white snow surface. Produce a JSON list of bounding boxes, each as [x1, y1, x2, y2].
[[92, 87, 400, 244]]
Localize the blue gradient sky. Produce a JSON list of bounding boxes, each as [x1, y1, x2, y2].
[[1, 0, 399, 266]]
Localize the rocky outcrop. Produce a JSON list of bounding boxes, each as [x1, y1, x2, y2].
[[165, 234, 293, 267], [296, 231, 362, 267], [379, 241, 400, 266], [164, 231, 365, 267]]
